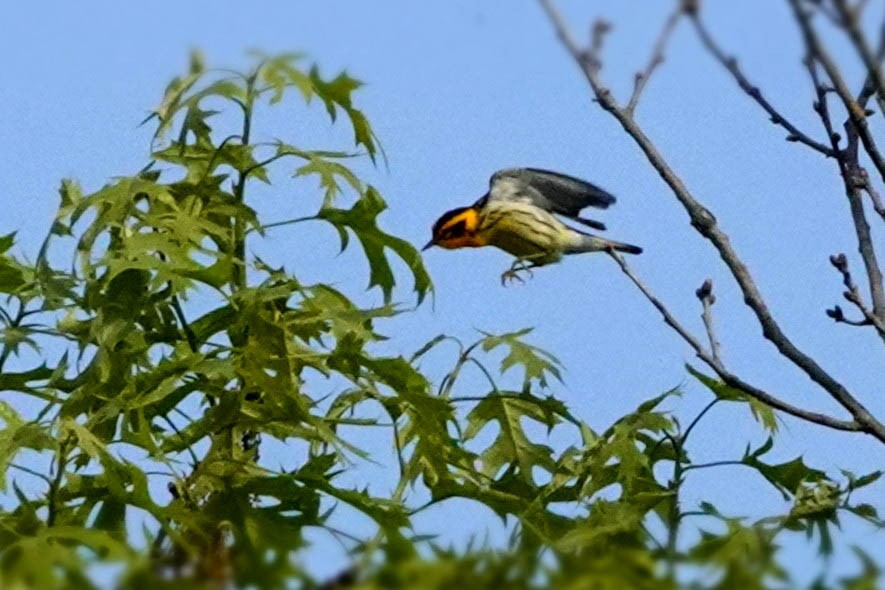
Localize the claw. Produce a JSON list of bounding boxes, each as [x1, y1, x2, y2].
[[500, 260, 534, 286], [500, 269, 526, 286]]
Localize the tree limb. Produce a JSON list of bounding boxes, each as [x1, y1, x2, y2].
[[537, 0, 885, 442], [607, 250, 864, 433]]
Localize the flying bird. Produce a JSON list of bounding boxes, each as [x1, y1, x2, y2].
[[423, 168, 642, 283]]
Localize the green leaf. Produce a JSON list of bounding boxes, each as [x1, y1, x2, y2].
[[689, 519, 784, 587], [309, 67, 379, 160], [686, 364, 778, 433], [464, 393, 558, 483], [842, 469, 883, 492], [0, 234, 27, 293], [0, 232, 15, 253], [479, 328, 562, 390], [318, 186, 432, 303], [292, 148, 362, 206], [149, 50, 207, 142], [844, 503, 883, 526], [0, 402, 55, 491], [742, 437, 827, 499], [556, 500, 644, 551], [259, 52, 312, 103]]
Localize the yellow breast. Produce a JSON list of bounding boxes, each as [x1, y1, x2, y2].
[[478, 202, 569, 262]]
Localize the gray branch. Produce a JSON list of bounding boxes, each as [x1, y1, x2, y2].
[[789, 0, 885, 185], [626, 7, 683, 116], [798, 11, 885, 325], [689, 12, 836, 157], [832, 0, 885, 117], [537, 0, 885, 443], [608, 250, 862, 433]]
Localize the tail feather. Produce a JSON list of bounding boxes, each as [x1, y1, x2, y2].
[[567, 234, 642, 255], [571, 216, 607, 231], [608, 239, 643, 255]]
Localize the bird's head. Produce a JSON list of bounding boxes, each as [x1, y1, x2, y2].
[[423, 206, 484, 251]]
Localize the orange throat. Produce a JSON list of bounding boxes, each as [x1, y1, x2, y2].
[[436, 234, 486, 249], [432, 207, 486, 250]]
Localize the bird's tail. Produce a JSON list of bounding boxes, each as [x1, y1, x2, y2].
[[567, 234, 643, 255]]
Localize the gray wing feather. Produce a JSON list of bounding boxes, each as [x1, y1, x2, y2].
[[488, 168, 616, 215]]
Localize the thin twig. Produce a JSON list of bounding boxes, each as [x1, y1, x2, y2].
[[695, 279, 722, 365], [626, 7, 684, 116], [171, 295, 198, 352], [826, 306, 869, 327], [538, 0, 884, 442], [690, 13, 836, 157], [682, 459, 746, 473], [807, 51, 885, 324], [47, 437, 73, 527], [856, 13, 885, 110], [859, 170, 885, 220], [789, 0, 885, 184], [606, 250, 709, 362], [844, 130, 885, 322], [680, 398, 720, 445], [828, 253, 885, 340], [832, 0, 885, 117], [607, 251, 863, 433], [537, 0, 586, 60]]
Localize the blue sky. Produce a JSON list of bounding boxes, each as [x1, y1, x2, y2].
[[1, 0, 883, 585]]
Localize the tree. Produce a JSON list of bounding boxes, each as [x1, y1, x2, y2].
[[0, 13, 882, 590]]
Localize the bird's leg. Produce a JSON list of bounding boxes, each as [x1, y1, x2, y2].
[[500, 255, 545, 286]]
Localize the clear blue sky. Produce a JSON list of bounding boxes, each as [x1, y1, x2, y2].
[[1, 0, 882, 585]]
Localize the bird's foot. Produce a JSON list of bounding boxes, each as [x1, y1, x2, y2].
[[500, 263, 534, 286]]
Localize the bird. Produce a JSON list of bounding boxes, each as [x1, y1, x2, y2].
[[423, 168, 642, 284]]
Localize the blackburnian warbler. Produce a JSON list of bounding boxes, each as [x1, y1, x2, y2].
[[424, 168, 641, 283]]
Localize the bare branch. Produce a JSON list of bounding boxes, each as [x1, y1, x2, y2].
[[802, 33, 885, 326], [537, 0, 587, 62], [829, 253, 885, 339], [689, 13, 836, 157], [826, 304, 869, 326], [607, 250, 864, 434], [859, 169, 885, 220], [607, 249, 710, 361], [841, 138, 885, 322], [626, 8, 683, 116], [789, 0, 885, 184], [856, 18, 885, 110], [832, 0, 885, 117], [695, 279, 722, 365], [538, 0, 885, 442]]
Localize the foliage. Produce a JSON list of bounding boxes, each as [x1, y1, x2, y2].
[[0, 53, 880, 590]]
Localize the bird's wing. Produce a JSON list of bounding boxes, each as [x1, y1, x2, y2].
[[482, 168, 616, 230]]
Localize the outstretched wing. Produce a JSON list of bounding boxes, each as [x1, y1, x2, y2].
[[481, 168, 616, 231]]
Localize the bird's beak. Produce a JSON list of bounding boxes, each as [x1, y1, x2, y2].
[[421, 239, 435, 252]]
